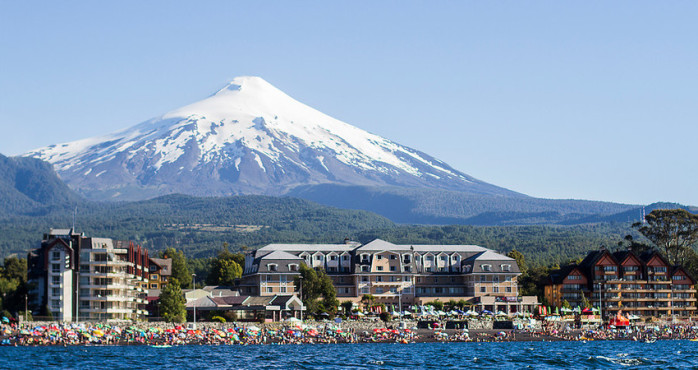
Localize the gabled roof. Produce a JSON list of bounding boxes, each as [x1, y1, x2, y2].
[[259, 250, 304, 260], [149, 257, 172, 276], [549, 265, 579, 284], [211, 295, 248, 306], [241, 296, 275, 307]]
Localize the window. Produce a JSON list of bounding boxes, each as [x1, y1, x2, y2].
[[501, 264, 511, 271], [493, 287, 499, 293], [506, 287, 512, 293], [52, 251, 61, 260], [268, 264, 278, 271], [405, 266, 411, 272], [493, 276, 499, 283], [289, 264, 298, 271], [342, 255, 349, 260], [390, 266, 396, 271], [52, 276, 60, 285], [150, 284, 157, 288], [426, 256, 434, 261], [52, 264, 60, 273], [434, 277, 439, 283], [377, 255, 383, 260], [376, 287, 383, 294], [480, 287, 486, 293], [51, 288, 60, 296], [280, 287, 287, 293], [361, 287, 370, 294], [266, 287, 273, 293], [362, 276, 369, 282], [416, 277, 422, 283], [151, 274, 158, 280], [330, 255, 337, 261], [389, 287, 397, 293], [482, 264, 491, 272], [51, 300, 60, 309], [568, 274, 582, 280], [673, 275, 684, 281], [377, 266, 384, 271], [440, 256, 447, 261], [361, 266, 369, 272], [315, 255, 322, 261], [390, 255, 397, 260], [375, 276, 383, 282], [403, 255, 411, 263]]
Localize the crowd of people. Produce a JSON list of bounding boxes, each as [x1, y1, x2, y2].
[[0, 321, 420, 346], [2, 319, 698, 346]]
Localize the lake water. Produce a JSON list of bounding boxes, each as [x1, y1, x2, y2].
[[0, 340, 695, 369]]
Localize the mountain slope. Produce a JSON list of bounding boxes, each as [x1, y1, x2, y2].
[[288, 184, 638, 225], [0, 153, 80, 216], [25, 76, 520, 200]]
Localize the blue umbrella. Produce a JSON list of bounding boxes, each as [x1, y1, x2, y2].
[[1, 317, 9, 323]]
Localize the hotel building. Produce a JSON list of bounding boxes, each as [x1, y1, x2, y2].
[[241, 239, 538, 314], [27, 229, 149, 321], [545, 248, 697, 319]]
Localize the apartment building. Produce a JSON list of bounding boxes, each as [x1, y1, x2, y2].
[[28, 229, 149, 321], [545, 248, 697, 319], [241, 239, 538, 314]]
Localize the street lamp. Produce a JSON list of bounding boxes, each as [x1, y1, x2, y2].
[[192, 273, 196, 327], [298, 275, 303, 321]]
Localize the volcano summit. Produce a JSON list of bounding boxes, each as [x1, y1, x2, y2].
[[26, 77, 519, 201]]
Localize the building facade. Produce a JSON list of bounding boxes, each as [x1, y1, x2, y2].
[[242, 239, 538, 314], [28, 229, 150, 321], [545, 248, 697, 319]]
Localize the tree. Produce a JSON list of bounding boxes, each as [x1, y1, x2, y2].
[[360, 294, 375, 311], [634, 209, 698, 266], [215, 259, 243, 286], [581, 294, 592, 309], [561, 300, 571, 309], [616, 235, 652, 255], [507, 249, 527, 274], [162, 248, 191, 289], [294, 264, 338, 314], [207, 244, 244, 286], [341, 300, 354, 315], [160, 277, 186, 323]]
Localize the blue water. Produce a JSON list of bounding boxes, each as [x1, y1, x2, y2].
[[0, 340, 695, 369]]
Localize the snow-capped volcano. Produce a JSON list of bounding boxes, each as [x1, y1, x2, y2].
[[25, 76, 520, 200]]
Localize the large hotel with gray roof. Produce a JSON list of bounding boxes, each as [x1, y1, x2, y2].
[[241, 239, 538, 314]]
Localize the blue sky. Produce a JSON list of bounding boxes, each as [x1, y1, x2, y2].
[[1, 1, 697, 206]]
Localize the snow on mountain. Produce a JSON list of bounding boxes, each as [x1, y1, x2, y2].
[[25, 76, 520, 200]]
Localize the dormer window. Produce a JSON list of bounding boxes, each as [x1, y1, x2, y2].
[[482, 264, 492, 272], [501, 264, 511, 271], [289, 264, 298, 271], [268, 264, 278, 271]]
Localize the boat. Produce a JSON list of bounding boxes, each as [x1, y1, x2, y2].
[[150, 344, 173, 348], [644, 337, 657, 344]]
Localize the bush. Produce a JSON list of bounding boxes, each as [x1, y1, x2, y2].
[[211, 315, 226, 323], [379, 311, 391, 323]]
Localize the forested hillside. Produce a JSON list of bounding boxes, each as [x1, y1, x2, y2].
[[0, 195, 395, 258]]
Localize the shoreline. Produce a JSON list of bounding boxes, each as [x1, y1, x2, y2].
[[2, 327, 695, 347]]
